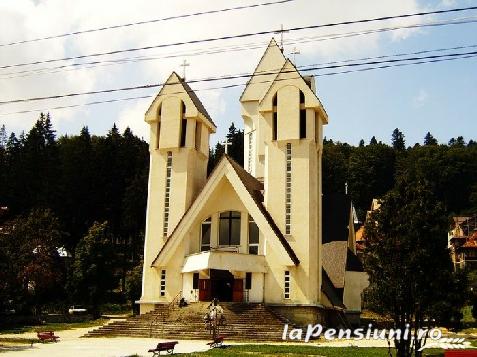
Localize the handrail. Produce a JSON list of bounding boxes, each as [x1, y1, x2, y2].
[[149, 291, 182, 338]]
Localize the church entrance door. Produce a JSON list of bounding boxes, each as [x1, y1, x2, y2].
[[210, 269, 234, 302]]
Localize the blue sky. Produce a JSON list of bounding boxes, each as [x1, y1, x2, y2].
[[0, 0, 476, 147]]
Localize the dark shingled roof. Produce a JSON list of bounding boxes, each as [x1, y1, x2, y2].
[[322, 268, 345, 308], [322, 193, 351, 244], [180, 77, 215, 127]]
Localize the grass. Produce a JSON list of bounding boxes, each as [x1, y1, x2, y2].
[[0, 318, 107, 334], [181, 345, 444, 357]]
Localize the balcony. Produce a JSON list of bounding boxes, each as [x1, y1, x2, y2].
[[182, 250, 267, 273]]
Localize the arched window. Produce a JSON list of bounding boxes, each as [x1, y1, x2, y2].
[[299, 90, 306, 139], [200, 217, 211, 251], [219, 211, 241, 246], [272, 94, 278, 141], [180, 101, 187, 147]]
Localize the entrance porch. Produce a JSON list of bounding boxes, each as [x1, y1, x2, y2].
[[181, 251, 266, 303]]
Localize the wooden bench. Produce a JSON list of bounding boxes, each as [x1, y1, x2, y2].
[[148, 341, 178, 355], [207, 335, 224, 348], [37, 331, 59, 342]]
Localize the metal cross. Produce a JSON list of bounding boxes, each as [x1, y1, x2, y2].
[[222, 139, 232, 155], [290, 47, 300, 65], [274, 24, 289, 52], [180, 59, 190, 80]]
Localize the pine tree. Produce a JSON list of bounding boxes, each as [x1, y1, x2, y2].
[[369, 136, 378, 145], [424, 132, 438, 146], [358, 139, 365, 147], [391, 128, 406, 150]]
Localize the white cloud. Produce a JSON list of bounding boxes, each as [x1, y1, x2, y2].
[[413, 89, 429, 107], [0, 0, 427, 136]]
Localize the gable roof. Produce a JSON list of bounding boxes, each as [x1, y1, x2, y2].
[[323, 241, 348, 289], [151, 154, 299, 267], [240, 38, 287, 102], [145, 72, 216, 130]]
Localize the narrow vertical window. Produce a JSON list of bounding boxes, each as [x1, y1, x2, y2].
[[247, 131, 253, 173], [245, 272, 252, 290], [299, 91, 306, 139], [284, 271, 290, 299], [272, 94, 278, 140], [160, 269, 166, 297], [195, 121, 202, 151], [163, 151, 172, 237], [200, 217, 211, 251], [180, 101, 187, 147], [193, 272, 199, 290], [285, 143, 292, 235], [156, 121, 161, 149], [248, 215, 259, 255]]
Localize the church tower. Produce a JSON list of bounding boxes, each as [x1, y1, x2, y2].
[[240, 39, 328, 304], [140, 72, 216, 311]]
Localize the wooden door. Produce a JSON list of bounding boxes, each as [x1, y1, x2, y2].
[[232, 279, 244, 302], [199, 279, 211, 301]]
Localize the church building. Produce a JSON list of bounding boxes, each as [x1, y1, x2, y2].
[[138, 39, 368, 323]]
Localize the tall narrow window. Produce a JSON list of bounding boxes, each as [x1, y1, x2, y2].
[[193, 272, 199, 290], [160, 269, 166, 297], [248, 215, 259, 255], [200, 217, 211, 251], [219, 211, 241, 246], [180, 102, 187, 147], [285, 143, 292, 235], [272, 94, 278, 141], [156, 121, 161, 149], [299, 91, 306, 139], [195, 122, 202, 151], [247, 131, 254, 173], [284, 271, 290, 299], [245, 272, 252, 290], [163, 151, 172, 236]]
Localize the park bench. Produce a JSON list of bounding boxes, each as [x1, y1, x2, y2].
[[36, 331, 59, 342], [148, 341, 178, 355], [207, 335, 224, 348]]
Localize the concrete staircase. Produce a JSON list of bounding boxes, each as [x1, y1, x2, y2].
[[83, 302, 288, 341]]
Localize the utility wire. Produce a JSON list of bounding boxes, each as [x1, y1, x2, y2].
[[3, 15, 477, 80], [1, 49, 476, 106], [0, 0, 296, 47], [2, 5, 477, 70], [1, 53, 476, 117]]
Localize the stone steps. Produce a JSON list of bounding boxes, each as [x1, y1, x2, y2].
[[83, 303, 287, 341]]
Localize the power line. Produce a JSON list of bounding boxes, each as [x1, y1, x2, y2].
[[3, 15, 477, 80], [2, 5, 477, 70], [1, 52, 475, 117], [1, 49, 476, 106], [0, 0, 296, 47]]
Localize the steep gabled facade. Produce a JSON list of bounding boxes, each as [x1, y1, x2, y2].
[[138, 39, 366, 322]]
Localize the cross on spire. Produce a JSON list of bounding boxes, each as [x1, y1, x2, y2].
[[180, 59, 190, 80], [222, 138, 232, 155], [274, 24, 289, 52], [290, 47, 300, 65]]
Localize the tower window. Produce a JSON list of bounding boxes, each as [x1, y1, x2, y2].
[[284, 271, 290, 299], [285, 143, 292, 235], [248, 215, 259, 255], [200, 217, 211, 251], [299, 91, 306, 139], [160, 269, 166, 297], [180, 102, 187, 147], [195, 122, 202, 151], [272, 94, 278, 141], [248, 131, 254, 173], [156, 121, 161, 149], [219, 211, 241, 246], [163, 151, 172, 236]]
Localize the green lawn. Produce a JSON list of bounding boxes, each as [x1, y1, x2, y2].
[[0, 319, 107, 334], [181, 345, 444, 357]]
